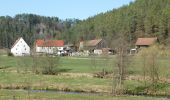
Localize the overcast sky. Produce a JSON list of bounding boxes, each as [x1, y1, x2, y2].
[[0, 0, 134, 20]]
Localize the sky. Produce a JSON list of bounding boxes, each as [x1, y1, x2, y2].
[[0, 0, 134, 20]]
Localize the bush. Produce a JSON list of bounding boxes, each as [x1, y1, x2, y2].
[[32, 55, 60, 75], [42, 67, 58, 75], [8, 52, 14, 56]]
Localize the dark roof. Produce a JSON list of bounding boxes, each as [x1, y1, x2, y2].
[[84, 39, 102, 47], [135, 37, 157, 46], [36, 40, 64, 47]]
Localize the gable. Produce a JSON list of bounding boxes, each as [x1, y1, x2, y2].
[[11, 37, 22, 49], [11, 37, 30, 49], [84, 39, 102, 47]]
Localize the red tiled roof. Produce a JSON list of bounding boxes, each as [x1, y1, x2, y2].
[[85, 39, 102, 47], [135, 37, 157, 46], [36, 40, 64, 47], [36, 39, 44, 47]]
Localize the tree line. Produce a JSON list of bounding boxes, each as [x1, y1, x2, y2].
[[1, 0, 170, 49], [0, 14, 80, 48]]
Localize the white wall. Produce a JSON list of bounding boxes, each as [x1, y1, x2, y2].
[[36, 46, 64, 54], [94, 49, 102, 55], [11, 38, 30, 56]]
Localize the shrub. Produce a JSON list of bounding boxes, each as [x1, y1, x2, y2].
[[8, 52, 14, 56]]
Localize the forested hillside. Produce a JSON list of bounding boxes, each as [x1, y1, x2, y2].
[[0, 14, 79, 48], [0, 0, 170, 49], [69, 0, 170, 47]]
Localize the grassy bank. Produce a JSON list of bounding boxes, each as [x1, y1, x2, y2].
[[0, 71, 112, 93], [0, 89, 163, 100]]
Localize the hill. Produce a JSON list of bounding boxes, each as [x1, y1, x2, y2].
[[69, 0, 170, 47]]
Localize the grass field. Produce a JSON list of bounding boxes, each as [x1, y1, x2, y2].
[[0, 56, 112, 73], [0, 55, 169, 99], [0, 55, 170, 75]]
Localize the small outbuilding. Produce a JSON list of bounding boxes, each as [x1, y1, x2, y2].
[[135, 37, 158, 48]]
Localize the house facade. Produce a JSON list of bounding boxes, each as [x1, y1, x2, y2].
[[11, 37, 30, 56], [35, 39, 64, 55]]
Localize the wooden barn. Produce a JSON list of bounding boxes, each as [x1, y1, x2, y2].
[[135, 37, 158, 48], [79, 39, 108, 54]]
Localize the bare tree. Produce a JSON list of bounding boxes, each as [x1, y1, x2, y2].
[[147, 45, 159, 90], [111, 36, 130, 95], [91, 49, 111, 78], [137, 48, 148, 86], [42, 54, 60, 75], [31, 41, 61, 75], [137, 45, 160, 91], [31, 45, 40, 74], [90, 53, 97, 71]]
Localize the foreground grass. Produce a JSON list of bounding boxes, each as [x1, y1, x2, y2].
[[0, 71, 112, 92], [0, 55, 169, 96], [0, 89, 162, 100]]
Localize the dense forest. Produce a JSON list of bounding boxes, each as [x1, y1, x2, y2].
[[0, 0, 170, 49], [69, 0, 170, 47], [0, 14, 80, 48]]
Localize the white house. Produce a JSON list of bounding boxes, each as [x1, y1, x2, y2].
[[11, 37, 30, 56], [35, 39, 64, 55]]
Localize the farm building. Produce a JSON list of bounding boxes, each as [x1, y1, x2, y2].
[[79, 39, 108, 54], [11, 37, 30, 56], [130, 37, 158, 54], [135, 37, 158, 48], [64, 43, 78, 55], [35, 39, 64, 55]]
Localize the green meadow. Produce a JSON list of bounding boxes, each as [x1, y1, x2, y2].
[[0, 55, 169, 99]]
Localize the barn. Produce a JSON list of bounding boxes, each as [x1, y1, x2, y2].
[[79, 39, 108, 54], [135, 37, 158, 48]]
